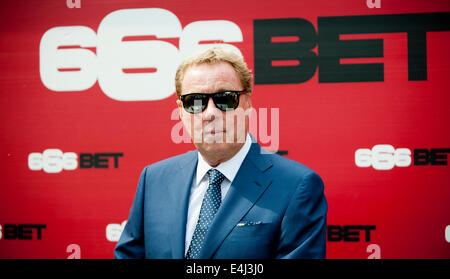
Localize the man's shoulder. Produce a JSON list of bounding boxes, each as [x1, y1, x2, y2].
[[260, 151, 325, 200], [260, 148, 320, 181]]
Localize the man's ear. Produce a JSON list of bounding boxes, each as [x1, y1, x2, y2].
[[176, 99, 183, 118], [244, 93, 252, 109]]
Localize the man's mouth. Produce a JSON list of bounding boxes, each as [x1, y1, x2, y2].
[[204, 129, 225, 136]]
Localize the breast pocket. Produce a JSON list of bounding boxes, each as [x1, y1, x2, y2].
[[229, 222, 275, 238], [217, 222, 277, 259]]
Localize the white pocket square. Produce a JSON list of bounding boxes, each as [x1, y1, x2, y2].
[[236, 221, 263, 227]]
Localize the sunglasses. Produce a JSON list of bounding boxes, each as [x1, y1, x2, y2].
[[179, 90, 245, 114]]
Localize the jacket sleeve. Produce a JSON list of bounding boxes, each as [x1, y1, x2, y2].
[[276, 171, 328, 259], [114, 166, 148, 259]]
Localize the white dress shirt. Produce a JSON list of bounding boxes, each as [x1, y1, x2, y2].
[[184, 133, 252, 255]]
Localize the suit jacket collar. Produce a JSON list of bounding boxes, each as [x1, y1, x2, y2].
[[168, 138, 273, 259], [169, 150, 197, 259]]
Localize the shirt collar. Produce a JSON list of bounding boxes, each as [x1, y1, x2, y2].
[[196, 133, 252, 186]]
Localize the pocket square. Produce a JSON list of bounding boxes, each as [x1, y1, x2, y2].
[[236, 221, 263, 227]]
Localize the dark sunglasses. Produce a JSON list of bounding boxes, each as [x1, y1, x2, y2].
[[179, 90, 245, 114]]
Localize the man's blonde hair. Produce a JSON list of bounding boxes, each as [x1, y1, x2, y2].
[[175, 47, 252, 97]]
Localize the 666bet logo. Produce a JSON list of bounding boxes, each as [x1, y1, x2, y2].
[[355, 144, 411, 170], [28, 148, 123, 173], [355, 144, 450, 170]]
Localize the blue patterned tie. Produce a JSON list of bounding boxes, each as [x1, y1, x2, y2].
[[186, 169, 225, 259]]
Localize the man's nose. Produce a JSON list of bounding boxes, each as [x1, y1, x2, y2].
[[202, 96, 220, 120]]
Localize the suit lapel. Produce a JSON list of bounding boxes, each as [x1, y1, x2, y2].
[[169, 150, 197, 259], [198, 142, 273, 259]]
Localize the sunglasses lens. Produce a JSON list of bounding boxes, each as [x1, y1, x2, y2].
[[214, 92, 239, 111], [181, 91, 242, 114], [182, 94, 207, 113]]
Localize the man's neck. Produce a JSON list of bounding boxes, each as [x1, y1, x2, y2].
[[200, 142, 246, 167]]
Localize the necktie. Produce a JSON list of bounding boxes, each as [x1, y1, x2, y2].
[[186, 169, 225, 259]]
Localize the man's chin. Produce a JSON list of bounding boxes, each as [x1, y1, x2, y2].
[[196, 141, 228, 151], [194, 140, 239, 156]]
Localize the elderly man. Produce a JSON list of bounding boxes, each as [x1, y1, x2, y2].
[[114, 47, 327, 259]]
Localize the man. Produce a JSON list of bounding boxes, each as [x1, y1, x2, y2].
[[114, 47, 327, 259]]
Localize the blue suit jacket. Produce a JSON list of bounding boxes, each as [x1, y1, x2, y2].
[[114, 141, 327, 259]]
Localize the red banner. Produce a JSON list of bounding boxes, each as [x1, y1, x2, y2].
[[0, 0, 449, 259]]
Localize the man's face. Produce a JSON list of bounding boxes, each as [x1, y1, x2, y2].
[[177, 62, 251, 160]]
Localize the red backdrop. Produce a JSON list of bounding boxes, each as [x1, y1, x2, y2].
[[0, 0, 449, 259]]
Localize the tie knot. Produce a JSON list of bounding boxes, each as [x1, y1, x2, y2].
[[207, 169, 225, 186]]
